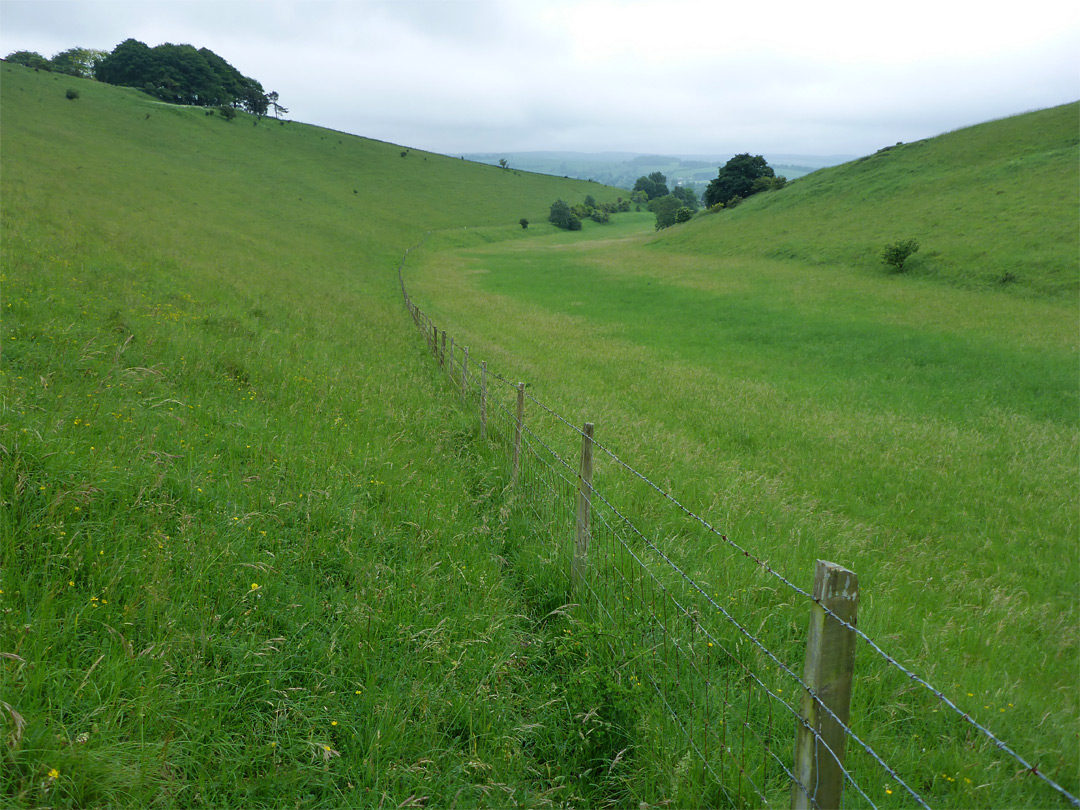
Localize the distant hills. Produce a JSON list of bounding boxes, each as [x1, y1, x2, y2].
[[461, 151, 857, 191]]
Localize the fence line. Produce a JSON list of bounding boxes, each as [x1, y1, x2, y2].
[[398, 242, 1079, 809]]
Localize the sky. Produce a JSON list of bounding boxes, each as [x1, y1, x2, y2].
[[2, 0, 1078, 159]]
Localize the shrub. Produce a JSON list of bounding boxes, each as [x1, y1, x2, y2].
[[519, 218, 528, 229], [881, 238, 920, 271], [218, 105, 236, 121], [65, 88, 79, 100], [675, 206, 693, 223]]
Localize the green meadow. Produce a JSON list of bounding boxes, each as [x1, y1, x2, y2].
[[2, 60, 1077, 808], [406, 104, 1079, 805]]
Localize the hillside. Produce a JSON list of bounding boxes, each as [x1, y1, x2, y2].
[[652, 102, 1080, 297], [0, 62, 634, 807]]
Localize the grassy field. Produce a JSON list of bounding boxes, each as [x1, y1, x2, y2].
[[3, 60, 1077, 808], [405, 105, 1079, 806], [0, 63, 672, 808]]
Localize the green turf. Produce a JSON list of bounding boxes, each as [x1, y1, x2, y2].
[[0, 63, 655, 807], [404, 105, 1079, 806]]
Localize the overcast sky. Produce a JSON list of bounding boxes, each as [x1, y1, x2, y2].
[[3, 0, 1078, 158]]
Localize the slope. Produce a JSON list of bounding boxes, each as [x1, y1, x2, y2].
[[0, 62, 634, 807], [653, 102, 1079, 297]]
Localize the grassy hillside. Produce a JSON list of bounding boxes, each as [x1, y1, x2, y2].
[[405, 105, 1079, 805], [653, 102, 1079, 297], [0, 62, 651, 808]]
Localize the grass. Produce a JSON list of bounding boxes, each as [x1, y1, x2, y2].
[[3, 62, 1077, 807], [403, 106, 1079, 806], [0, 63, 666, 808], [653, 103, 1079, 297]]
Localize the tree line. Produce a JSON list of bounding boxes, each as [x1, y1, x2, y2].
[[632, 155, 787, 230], [546, 151, 788, 233], [4, 40, 285, 118]]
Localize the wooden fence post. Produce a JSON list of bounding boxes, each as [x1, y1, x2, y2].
[[511, 382, 524, 485], [462, 347, 469, 398], [431, 323, 437, 355], [792, 560, 859, 810], [440, 330, 446, 367], [572, 422, 595, 591], [480, 361, 487, 440]]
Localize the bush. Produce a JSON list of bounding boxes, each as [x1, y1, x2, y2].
[[218, 105, 236, 121], [519, 218, 529, 229], [65, 88, 79, 100], [675, 207, 693, 223], [881, 238, 920, 271]]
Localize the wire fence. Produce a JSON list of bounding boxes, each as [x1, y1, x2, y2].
[[397, 244, 1079, 809]]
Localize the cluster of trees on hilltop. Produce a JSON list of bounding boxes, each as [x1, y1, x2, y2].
[[548, 194, 632, 230], [5, 40, 285, 117]]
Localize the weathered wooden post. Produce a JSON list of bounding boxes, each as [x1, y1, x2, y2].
[[440, 330, 446, 367], [462, 347, 469, 398], [572, 422, 595, 591], [792, 560, 859, 810], [480, 361, 488, 440], [430, 323, 437, 355], [511, 382, 525, 485]]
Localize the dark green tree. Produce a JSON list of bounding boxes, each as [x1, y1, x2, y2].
[[96, 39, 154, 87], [650, 195, 682, 230], [633, 171, 669, 200], [549, 199, 572, 229], [672, 185, 699, 211], [703, 154, 784, 208], [96, 39, 266, 111]]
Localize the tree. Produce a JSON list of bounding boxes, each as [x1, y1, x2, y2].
[[96, 39, 154, 88], [5, 50, 51, 70], [519, 218, 529, 229], [50, 47, 108, 77], [266, 91, 288, 119], [549, 199, 572, 229], [633, 171, 669, 201], [96, 39, 267, 111], [703, 154, 785, 209], [672, 185, 699, 211], [675, 207, 694, 223], [650, 195, 682, 230], [498, 158, 509, 169]]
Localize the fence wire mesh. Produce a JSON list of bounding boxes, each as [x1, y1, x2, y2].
[[399, 261, 1080, 810]]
